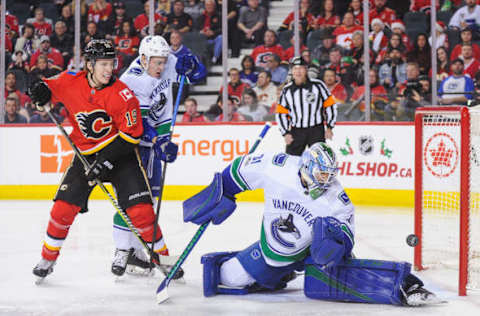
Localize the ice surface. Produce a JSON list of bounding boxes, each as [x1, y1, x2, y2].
[[0, 200, 479, 316]]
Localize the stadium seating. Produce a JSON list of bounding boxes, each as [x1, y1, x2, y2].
[[403, 12, 428, 44]]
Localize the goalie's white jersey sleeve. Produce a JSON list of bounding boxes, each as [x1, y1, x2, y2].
[[229, 152, 355, 267], [120, 55, 178, 137]]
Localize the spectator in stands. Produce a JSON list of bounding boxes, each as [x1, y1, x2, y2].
[[449, 0, 480, 31], [59, 4, 75, 35], [87, 0, 112, 26], [251, 29, 285, 70], [348, 0, 364, 25], [410, 0, 440, 13], [50, 21, 74, 67], [134, 1, 166, 37], [239, 55, 259, 87], [369, 18, 388, 54], [219, 68, 249, 105], [29, 54, 61, 84], [407, 33, 431, 75], [29, 108, 63, 124], [439, 59, 475, 105], [157, 0, 172, 16], [114, 20, 140, 66], [323, 68, 348, 104], [390, 20, 413, 52], [82, 21, 105, 49], [431, 46, 451, 82], [283, 34, 307, 63], [15, 24, 40, 59], [8, 50, 30, 73], [379, 48, 407, 91], [29, 35, 64, 70], [347, 30, 364, 64], [450, 27, 480, 61], [253, 70, 277, 111], [375, 33, 406, 65], [429, 21, 449, 50], [350, 69, 388, 119], [165, 0, 194, 36], [185, 0, 205, 29], [27, 7, 53, 37], [314, 0, 340, 32], [333, 11, 363, 51], [459, 44, 480, 79], [4, 71, 30, 107], [237, 0, 268, 48], [5, 11, 19, 41], [277, 0, 315, 43], [182, 97, 207, 122], [224, 0, 242, 58], [266, 54, 288, 86], [4, 96, 28, 124], [205, 95, 223, 121], [312, 31, 340, 67], [301, 49, 320, 79], [369, 0, 397, 27], [237, 88, 268, 121], [216, 96, 246, 122], [322, 47, 343, 78], [104, 1, 131, 37], [199, 0, 222, 64]]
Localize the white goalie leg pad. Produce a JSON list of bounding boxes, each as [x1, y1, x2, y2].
[[220, 257, 256, 288]]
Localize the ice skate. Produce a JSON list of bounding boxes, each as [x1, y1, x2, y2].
[[402, 284, 445, 306], [111, 248, 132, 277], [33, 258, 56, 284], [126, 249, 155, 277]]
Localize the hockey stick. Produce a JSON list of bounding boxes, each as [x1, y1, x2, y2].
[[150, 74, 186, 270], [43, 105, 173, 274], [156, 122, 272, 304]]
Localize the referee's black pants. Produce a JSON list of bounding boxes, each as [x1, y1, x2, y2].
[[286, 125, 325, 156]]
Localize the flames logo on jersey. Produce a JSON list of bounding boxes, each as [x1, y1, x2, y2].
[[75, 110, 112, 139]]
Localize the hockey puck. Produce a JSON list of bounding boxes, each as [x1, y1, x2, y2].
[[406, 234, 419, 247]]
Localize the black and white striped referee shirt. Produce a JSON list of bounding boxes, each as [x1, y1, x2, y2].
[[275, 78, 337, 135]]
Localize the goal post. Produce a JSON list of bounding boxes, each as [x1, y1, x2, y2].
[[414, 106, 480, 296]]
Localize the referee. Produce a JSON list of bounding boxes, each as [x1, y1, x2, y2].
[[276, 56, 337, 156]]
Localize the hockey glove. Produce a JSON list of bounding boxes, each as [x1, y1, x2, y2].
[[85, 158, 114, 181], [28, 81, 51, 110], [141, 118, 158, 143], [154, 137, 178, 163], [310, 216, 353, 268], [175, 53, 197, 77]]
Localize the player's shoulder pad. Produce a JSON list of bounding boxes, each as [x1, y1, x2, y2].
[[111, 80, 137, 103], [271, 152, 289, 167], [127, 66, 144, 76]]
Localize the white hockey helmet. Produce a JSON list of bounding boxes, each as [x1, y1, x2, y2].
[[139, 35, 170, 68], [299, 142, 338, 199]]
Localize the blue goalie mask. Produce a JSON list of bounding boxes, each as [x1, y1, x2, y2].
[[299, 142, 338, 199]]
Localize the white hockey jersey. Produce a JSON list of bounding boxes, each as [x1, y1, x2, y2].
[[120, 55, 178, 137], [229, 152, 355, 267]]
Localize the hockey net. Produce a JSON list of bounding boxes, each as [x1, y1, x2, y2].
[[414, 106, 480, 296]]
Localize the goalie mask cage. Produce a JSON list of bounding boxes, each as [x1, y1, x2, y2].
[[415, 106, 480, 296]]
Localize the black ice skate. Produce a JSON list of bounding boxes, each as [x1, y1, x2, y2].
[[33, 258, 56, 284], [126, 249, 155, 276], [111, 248, 132, 277], [401, 274, 445, 306]]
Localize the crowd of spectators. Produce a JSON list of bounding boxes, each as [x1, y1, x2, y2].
[[3, 0, 480, 124]]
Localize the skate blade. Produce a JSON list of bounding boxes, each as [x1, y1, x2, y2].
[[126, 266, 155, 277], [35, 276, 45, 285], [172, 277, 186, 285]]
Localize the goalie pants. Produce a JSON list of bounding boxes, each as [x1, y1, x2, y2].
[[41, 152, 165, 261]]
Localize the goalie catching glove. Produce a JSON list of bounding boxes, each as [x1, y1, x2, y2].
[[183, 173, 237, 225], [28, 81, 52, 110]]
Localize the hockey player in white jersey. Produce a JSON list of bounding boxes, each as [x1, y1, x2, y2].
[[112, 35, 206, 277], [183, 142, 442, 306]]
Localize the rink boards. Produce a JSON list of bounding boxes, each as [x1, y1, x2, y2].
[[0, 122, 416, 206]]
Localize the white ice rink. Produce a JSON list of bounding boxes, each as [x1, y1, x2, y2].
[[1, 200, 479, 316]]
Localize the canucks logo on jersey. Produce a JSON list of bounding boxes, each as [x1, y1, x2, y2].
[[271, 214, 301, 248]]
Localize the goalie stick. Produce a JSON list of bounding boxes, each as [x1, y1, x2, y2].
[[155, 122, 272, 304], [42, 105, 177, 277], [150, 74, 185, 271]]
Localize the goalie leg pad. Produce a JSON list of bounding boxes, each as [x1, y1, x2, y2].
[[236, 242, 304, 290], [183, 173, 237, 225], [304, 257, 411, 305], [201, 251, 239, 297]]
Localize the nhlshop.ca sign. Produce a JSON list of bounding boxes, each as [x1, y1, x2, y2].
[[331, 124, 414, 190]]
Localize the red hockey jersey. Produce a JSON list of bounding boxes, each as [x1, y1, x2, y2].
[[44, 71, 142, 155]]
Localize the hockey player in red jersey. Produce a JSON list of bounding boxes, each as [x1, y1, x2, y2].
[[29, 40, 164, 282]]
